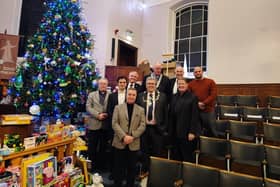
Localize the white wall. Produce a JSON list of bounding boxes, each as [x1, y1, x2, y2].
[[141, 3, 172, 64], [207, 0, 280, 83], [0, 0, 22, 35], [142, 0, 280, 83], [2, 0, 280, 83], [141, 0, 201, 64], [81, 0, 111, 76], [82, 0, 144, 75]]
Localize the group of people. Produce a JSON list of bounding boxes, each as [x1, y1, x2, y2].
[[86, 64, 217, 187]]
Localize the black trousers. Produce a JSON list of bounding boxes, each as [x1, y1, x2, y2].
[[173, 138, 197, 162], [113, 146, 138, 187], [87, 129, 111, 171], [200, 111, 217, 137], [140, 125, 163, 172]]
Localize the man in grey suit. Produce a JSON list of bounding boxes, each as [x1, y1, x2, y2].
[[86, 78, 110, 171], [112, 88, 146, 187]]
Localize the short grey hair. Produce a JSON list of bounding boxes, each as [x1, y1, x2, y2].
[[146, 76, 157, 84]]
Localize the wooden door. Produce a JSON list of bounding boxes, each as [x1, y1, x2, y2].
[[117, 40, 138, 66]]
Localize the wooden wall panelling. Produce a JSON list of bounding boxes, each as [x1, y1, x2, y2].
[[217, 84, 280, 107], [105, 65, 143, 90]]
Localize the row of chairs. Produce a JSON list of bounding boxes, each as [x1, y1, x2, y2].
[[196, 136, 280, 179], [216, 95, 280, 108], [215, 120, 280, 145], [216, 105, 280, 124], [148, 156, 280, 187]]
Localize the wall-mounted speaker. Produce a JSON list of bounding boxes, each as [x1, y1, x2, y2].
[[111, 38, 115, 59]]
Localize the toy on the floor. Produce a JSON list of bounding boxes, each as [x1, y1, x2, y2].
[[91, 173, 104, 187], [63, 156, 74, 173]]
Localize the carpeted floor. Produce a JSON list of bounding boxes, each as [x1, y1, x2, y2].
[[88, 170, 146, 187]]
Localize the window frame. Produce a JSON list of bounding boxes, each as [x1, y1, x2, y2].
[[172, 1, 208, 75]]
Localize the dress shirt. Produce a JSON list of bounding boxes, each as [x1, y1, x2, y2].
[[173, 79, 178, 94], [128, 83, 135, 88], [118, 90, 126, 104]]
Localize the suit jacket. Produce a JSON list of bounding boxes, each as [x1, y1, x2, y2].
[[141, 74, 171, 97], [107, 91, 126, 126], [112, 103, 146, 151], [127, 82, 142, 93], [136, 91, 168, 135], [170, 78, 177, 94], [169, 91, 201, 139], [86, 91, 110, 130]]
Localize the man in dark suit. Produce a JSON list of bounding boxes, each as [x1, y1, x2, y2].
[[106, 76, 127, 176], [170, 66, 184, 95], [127, 71, 142, 93], [112, 88, 146, 187], [137, 76, 168, 172], [169, 78, 201, 162], [141, 62, 171, 96], [107, 76, 128, 125]]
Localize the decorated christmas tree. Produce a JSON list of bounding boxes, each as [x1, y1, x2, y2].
[[9, 0, 99, 119]]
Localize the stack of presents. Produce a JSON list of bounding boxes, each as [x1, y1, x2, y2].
[[0, 115, 90, 187], [1, 153, 87, 187]]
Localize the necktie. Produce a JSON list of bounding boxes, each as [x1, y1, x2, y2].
[[130, 83, 134, 88], [147, 94, 153, 121]]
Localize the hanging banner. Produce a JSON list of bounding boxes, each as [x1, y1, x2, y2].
[[0, 34, 19, 79]]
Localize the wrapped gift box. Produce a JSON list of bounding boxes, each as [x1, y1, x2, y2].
[[53, 173, 69, 187], [23, 137, 36, 149], [21, 153, 52, 187], [46, 123, 64, 143], [27, 156, 57, 187]]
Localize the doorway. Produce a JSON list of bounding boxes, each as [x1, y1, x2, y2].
[[117, 40, 138, 66]]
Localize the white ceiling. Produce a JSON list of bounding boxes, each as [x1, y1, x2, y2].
[[143, 0, 173, 7]]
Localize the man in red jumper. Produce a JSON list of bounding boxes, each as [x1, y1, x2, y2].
[[188, 66, 217, 136]]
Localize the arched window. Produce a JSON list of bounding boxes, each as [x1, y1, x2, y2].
[[174, 4, 208, 72]]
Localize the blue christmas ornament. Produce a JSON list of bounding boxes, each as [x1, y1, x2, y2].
[[14, 74, 23, 90]]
